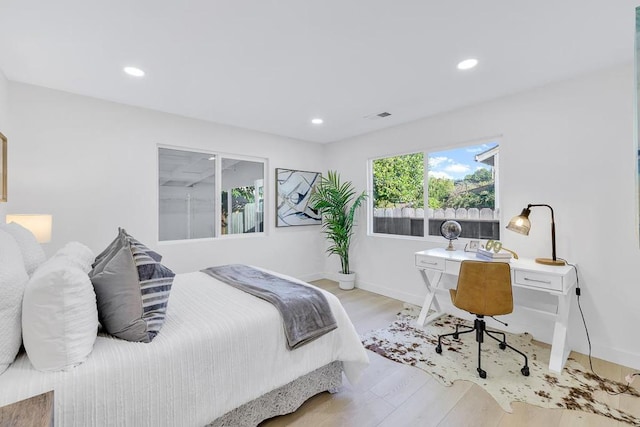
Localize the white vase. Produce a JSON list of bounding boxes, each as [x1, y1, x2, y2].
[[336, 271, 356, 290]]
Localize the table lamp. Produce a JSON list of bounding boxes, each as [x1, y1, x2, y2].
[[505, 204, 565, 266], [6, 214, 52, 243]]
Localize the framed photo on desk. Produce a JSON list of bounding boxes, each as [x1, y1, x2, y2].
[[464, 240, 480, 252]]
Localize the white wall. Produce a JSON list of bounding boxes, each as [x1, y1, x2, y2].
[[325, 64, 640, 369], [0, 69, 8, 220], [7, 83, 326, 280], [0, 70, 7, 130]]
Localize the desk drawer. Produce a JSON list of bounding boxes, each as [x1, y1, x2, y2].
[[415, 254, 445, 271], [514, 270, 562, 292]]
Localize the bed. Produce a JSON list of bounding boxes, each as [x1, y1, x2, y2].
[[0, 228, 369, 426]]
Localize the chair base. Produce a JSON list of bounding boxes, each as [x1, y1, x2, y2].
[[435, 316, 529, 379]]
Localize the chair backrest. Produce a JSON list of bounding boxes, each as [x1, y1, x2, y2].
[[451, 260, 513, 316]]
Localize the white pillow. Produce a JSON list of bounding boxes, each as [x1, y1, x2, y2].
[[51, 241, 95, 273], [0, 230, 29, 374], [22, 256, 99, 372], [1, 222, 46, 275]]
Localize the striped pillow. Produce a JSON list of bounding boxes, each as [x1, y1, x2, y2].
[[129, 240, 174, 341], [90, 231, 174, 343]]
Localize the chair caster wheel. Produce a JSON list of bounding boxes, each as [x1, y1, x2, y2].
[[435, 345, 442, 354], [521, 366, 530, 376], [478, 369, 487, 379], [453, 333, 459, 339], [499, 342, 506, 350]]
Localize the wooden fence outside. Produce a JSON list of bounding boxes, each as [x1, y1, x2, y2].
[[372, 207, 500, 239]]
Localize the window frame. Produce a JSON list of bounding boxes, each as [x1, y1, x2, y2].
[[157, 144, 268, 244], [367, 138, 501, 243]]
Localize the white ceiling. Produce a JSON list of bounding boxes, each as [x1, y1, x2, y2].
[[0, 1, 637, 143]]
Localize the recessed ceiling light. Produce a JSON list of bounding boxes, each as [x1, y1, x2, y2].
[[124, 66, 145, 77], [457, 59, 478, 70], [311, 118, 324, 125]]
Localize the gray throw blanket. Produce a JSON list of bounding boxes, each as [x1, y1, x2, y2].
[[201, 264, 337, 350]]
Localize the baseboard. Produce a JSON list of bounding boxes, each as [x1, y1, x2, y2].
[[354, 278, 425, 306], [585, 343, 640, 372], [298, 272, 325, 283]]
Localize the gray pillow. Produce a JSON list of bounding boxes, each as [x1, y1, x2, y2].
[[91, 228, 126, 270], [89, 231, 174, 343], [91, 228, 161, 272]]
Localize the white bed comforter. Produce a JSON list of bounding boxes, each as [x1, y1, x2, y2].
[[0, 270, 369, 426]]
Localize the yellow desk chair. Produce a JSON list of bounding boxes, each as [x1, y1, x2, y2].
[[434, 260, 530, 379]]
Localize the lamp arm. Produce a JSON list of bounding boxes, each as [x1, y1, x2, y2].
[[527, 204, 557, 261]]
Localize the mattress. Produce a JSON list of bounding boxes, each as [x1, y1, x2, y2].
[[0, 270, 369, 426]]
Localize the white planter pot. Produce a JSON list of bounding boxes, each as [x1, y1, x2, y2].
[[336, 271, 356, 290]]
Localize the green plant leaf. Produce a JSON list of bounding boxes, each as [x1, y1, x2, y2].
[[309, 171, 368, 275]]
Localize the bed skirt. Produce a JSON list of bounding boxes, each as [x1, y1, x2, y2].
[[208, 361, 343, 427]]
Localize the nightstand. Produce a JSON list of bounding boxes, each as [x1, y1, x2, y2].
[[0, 391, 53, 427]]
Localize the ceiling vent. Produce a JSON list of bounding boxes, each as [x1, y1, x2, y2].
[[364, 111, 392, 120]]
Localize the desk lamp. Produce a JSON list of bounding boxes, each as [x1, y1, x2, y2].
[[506, 204, 565, 266]]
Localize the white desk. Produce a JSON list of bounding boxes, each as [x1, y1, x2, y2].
[[415, 248, 577, 374]]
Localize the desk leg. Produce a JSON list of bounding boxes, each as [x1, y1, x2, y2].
[[416, 270, 445, 327], [549, 292, 572, 373]]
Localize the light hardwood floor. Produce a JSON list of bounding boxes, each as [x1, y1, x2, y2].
[[261, 279, 640, 427]]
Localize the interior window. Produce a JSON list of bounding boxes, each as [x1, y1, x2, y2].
[[158, 148, 216, 241], [158, 148, 266, 241]]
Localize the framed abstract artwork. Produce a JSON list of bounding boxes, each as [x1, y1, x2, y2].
[[0, 132, 6, 202], [276, 168, 321, 227]]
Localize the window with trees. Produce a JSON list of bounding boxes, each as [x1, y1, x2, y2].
[[370, 142, 499, 240], [158, 147, 265, 241]]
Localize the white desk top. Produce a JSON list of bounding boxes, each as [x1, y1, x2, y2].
[[415, 247, 575, 276]]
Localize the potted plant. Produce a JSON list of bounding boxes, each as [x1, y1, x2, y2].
[[310, 171, 367, 290]]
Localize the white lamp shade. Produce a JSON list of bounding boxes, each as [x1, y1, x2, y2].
[[6, 214, 52, 243]]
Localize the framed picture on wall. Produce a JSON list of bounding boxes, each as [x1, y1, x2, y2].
[[0, 132, 6, 202], [276, 168, 322, 227]]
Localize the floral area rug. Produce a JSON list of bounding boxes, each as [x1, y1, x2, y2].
[[360, 304, 640, 425]]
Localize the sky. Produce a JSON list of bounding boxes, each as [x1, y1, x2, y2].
[[428, 142, 498, 181]]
